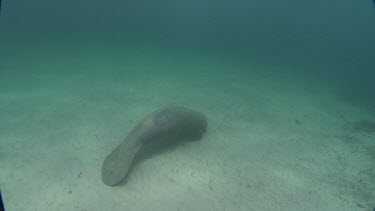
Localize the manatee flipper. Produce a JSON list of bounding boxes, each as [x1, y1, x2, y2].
[[101, 106, 207, 186]]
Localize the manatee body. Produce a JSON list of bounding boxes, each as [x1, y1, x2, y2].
[[101, 106, 207, 186]]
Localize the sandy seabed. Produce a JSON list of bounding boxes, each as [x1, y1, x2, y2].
[[0, 44, 374, 211]]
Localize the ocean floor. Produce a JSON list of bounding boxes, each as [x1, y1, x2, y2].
[[0, 42, 374, 211]]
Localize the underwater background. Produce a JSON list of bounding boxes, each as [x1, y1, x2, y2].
[[0, 0, 374, 210]]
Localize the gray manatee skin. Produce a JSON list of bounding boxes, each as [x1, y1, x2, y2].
[[101, 106, 207, 186]]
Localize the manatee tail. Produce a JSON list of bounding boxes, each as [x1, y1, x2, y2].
[[101, 139, 141, 186]]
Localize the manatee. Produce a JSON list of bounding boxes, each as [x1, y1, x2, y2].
[[101, 106, 207, 186]]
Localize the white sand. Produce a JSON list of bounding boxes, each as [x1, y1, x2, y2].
[[0, 44, 374, 211]]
